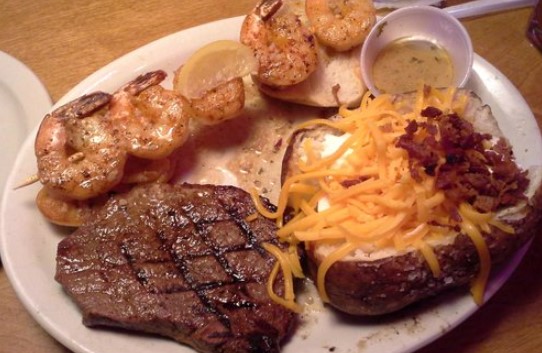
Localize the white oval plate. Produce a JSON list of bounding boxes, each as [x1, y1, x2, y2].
[[0, 51, 52, 202], [1, 16, 541, 353]]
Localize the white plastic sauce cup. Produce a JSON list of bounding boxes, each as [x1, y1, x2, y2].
[[360, 6, 474, 96]]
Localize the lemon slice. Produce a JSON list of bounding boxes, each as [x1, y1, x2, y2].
[[174, 40, 258, 99]]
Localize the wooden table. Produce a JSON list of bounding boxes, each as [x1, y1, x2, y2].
[[0, 1, 541, 353]]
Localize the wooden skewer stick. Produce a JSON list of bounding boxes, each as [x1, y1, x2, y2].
[[13, 174, 40, 190]]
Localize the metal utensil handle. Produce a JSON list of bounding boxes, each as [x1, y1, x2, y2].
[[445, 0, 537, 19]]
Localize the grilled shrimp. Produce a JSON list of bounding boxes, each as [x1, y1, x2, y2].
[[35, 187, 109, 227], [35, 92, 127, 200], [120, 155, 178, 185], [240, 0, 319, 87], [109, 70, 192, 160], [189, 77, 245, 125], [305, 0, 376, 51]]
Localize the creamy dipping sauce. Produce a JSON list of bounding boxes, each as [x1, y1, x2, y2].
[[372, 38, 454, 94]]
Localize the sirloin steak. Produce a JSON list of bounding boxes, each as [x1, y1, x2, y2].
[[55, 183, 296, 353]]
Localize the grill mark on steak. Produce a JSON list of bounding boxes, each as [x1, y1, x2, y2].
[[158, 222, 234, 330], [55, 183, 295, 353], [194, 221, 245, 282], [223, 212, 265, 257]]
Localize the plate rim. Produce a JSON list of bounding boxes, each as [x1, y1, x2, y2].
[[0, 50, 52, 232], [0, 51, 52, 130]]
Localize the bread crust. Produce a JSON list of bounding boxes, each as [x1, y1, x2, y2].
[[281, 91, 542, 315], [257, 47, 365, 108]]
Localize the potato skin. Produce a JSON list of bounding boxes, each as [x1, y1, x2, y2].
[[306, 204, 541, 316], [282, 94, 542, 316], [281, 123, 342, 185]]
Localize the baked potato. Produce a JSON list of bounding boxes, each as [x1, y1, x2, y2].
[[280, 88, 542, 315]]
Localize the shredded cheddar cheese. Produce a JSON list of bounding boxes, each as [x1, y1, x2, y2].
[[255, 86, 515, 311], [245, 212, 259, 222], [262, 243, 303, 313]]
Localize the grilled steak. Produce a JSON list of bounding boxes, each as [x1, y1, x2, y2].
[[55, 183, 296, 353]]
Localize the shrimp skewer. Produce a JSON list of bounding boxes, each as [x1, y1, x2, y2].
[[35, 92, 127, 200], [306, 0, 376, 52], [32, 70, 194, 226], [241, 0, 319, 87], [109, 70, 192, 160]]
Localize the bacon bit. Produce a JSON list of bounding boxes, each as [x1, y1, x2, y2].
[[332, 84, 341, 106], [340, 176, 369, 188], [397, 107, 529, 213], [273, 138, 283, 153], [421, 106, 442, 118], [396, 120, 439, 178]]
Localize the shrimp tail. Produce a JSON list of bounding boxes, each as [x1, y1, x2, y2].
[[54, 91, 112, 120], [123, 70, 167, 96], [257, 0, 283, 20]]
